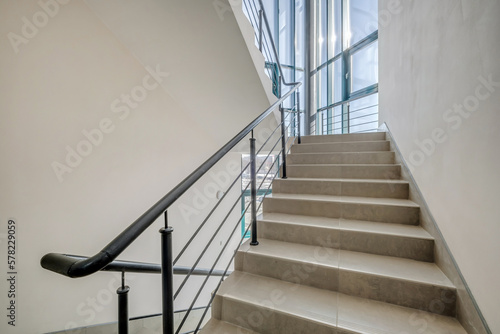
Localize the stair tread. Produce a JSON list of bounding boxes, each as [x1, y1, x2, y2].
[[289, 151, 393, 155], [268, 193, 419, 208], [218, 271, 466, 334], [288, 163, 399, 167], [239, 238, 453, 288], [201, 318, 259, 333], [296, 140, 390, 145], [281, 177, 409, 184], [260, 213, 433, 240], [301, 132, 385, 140]]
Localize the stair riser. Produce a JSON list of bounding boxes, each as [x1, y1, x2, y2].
[[257, 221, 434, 262], [300, 132, 386, 144], [273, 179, 409, 199], [341, 229, 433, 262], [287, 165, 401, 179], [213, 297, 337, 334], [288, 152, 395, 165], [339, 271, 456, 316], [235, 252, 338, 292], [235, 252, 456, 316], [263, 198, 420, 225], [291, 141, 390, 154]]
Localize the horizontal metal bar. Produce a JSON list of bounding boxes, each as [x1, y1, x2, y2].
[[173, 266, 231, 277], [349, 104, 379, 114], [355, 128, 379, 133], [348, 120, 379, 128], [348, 112, 379, 122], [54, 255, 230, 276], [317, 87, 378, 113]]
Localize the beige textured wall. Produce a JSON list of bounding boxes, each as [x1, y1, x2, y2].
[[0, 0, 270, 333], [379, 0, 500, 332]]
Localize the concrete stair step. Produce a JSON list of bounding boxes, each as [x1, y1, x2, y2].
[[257, 213, 434, 262], [287, 164, 401, 179], [273, 177, 409, 199], [200, 318, 259, 334], [300, 132, 386, 144], [291, 140, 390, 154], [235, 239, 455, 316], [263, 193, 420, 225], [212, 271, 466, 334], [288, 151, 395, 165]]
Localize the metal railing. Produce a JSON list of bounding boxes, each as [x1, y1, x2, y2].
[[316, 92, 379, 135], [40, 1, 301, 333]]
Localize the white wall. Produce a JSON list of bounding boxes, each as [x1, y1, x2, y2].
[[0, 0, 271, 333], [83, 0, 272, 146], [379, 0, 500, 332]]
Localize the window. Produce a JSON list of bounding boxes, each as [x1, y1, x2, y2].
[[313, 0, 379, 135], [351, 40, 378, 93]]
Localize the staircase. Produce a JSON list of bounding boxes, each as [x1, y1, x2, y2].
[[201, 132, 467, 333]]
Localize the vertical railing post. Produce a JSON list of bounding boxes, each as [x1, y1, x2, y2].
[[280, 105, 288, 179], [297, 91, 301, 144], [258, 9, 263, 52], [160, 211, 174, 334], [249, 131, 259, 246], [347, 103, 351, 133], [279, 75, 288, 179], [117, 271, 129, 334]]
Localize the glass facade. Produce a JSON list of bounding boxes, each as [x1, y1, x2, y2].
[[313, 0, 379, 135], [242, 0, 378, 135]]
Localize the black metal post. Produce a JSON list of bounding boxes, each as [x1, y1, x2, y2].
[[249, 131, 259, 246], [160, 211, 174, 334], [297, 91, 301, 144], [117, 271, 129, 334], [304, 0, 313, 135], [278, 75, 288, 179], [258, 9, 263, 52], [280, 106, 288, 179]]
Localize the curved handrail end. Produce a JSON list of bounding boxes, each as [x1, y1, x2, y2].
[[41, 253, 80, 277], [41, 252, 112, 278]]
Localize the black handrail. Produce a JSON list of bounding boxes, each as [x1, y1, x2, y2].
[[40, 82, 300, 278]]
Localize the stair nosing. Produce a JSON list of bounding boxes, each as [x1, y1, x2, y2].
[[275, 177, 409, 184], [289, 150, 394, 155], [288, 163, 400, 167], [293, 140, 390, 145]]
